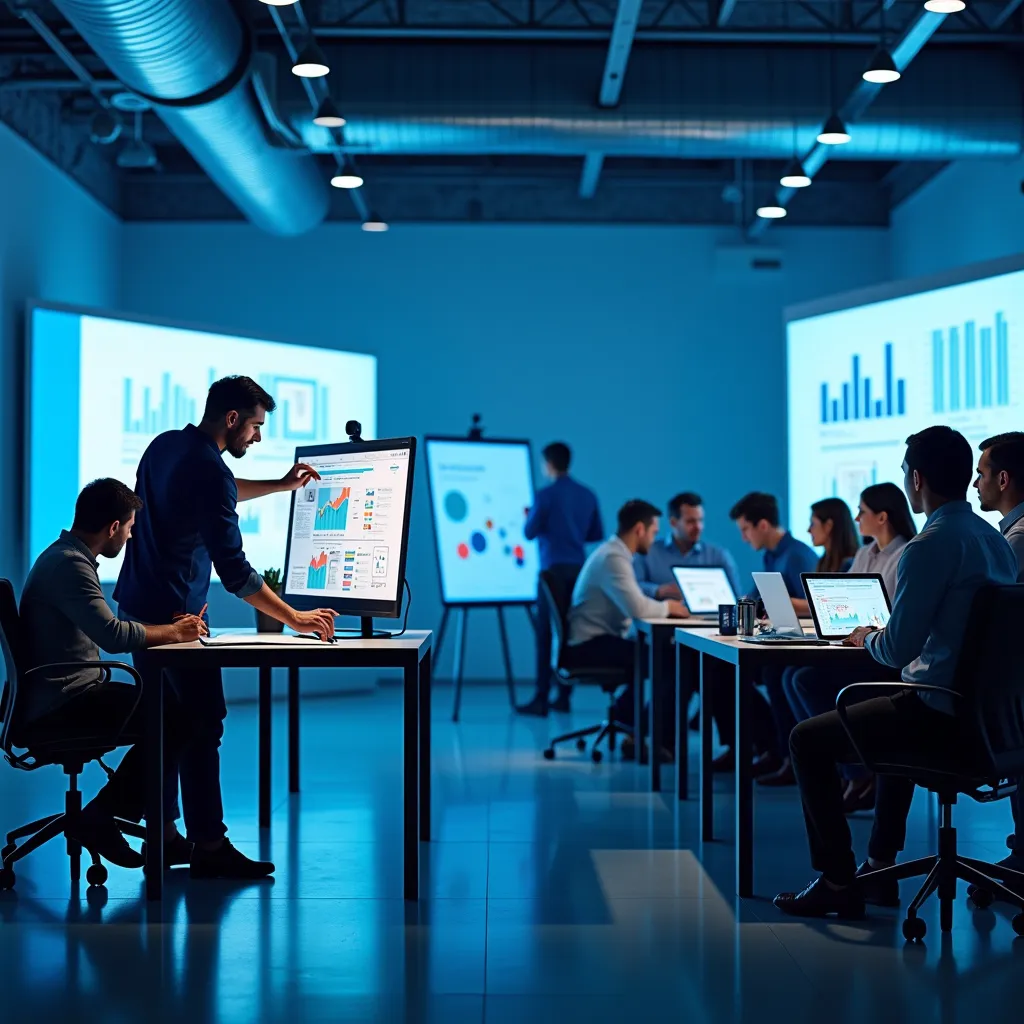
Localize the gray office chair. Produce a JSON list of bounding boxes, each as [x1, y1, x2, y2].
[[0, 579, 146, 891], [538, 570, 633, 763], [842, 585, 1024, 942]]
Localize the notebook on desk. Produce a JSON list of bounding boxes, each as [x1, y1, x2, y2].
[[198, 633, 330, 646]]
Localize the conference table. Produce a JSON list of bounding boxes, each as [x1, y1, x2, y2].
[[141, 631, 433, 902], [674, 628, 873, 898]]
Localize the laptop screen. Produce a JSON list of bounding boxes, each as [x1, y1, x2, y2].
[[672, 567, 737, 615], [802, 574, 891, 639]]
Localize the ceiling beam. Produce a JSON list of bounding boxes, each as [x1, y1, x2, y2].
[[993, 0, 1024, 28], [578, 152, 605, 198], [599, 0, 644, 107], [714, 0, 739, 27]]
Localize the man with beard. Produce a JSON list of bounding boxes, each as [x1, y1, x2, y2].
[[114, 376, 337, 880]]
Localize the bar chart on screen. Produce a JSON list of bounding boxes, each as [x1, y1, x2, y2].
[[315, 487, 351, 532], [307, 550, 329, 589], [819, 343, 906, 425], [931, 313, 1010, 413]]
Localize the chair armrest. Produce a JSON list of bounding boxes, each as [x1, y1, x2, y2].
[[21, 661, 143, 688]]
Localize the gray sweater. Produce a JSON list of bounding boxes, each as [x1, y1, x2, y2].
[[19, 531, 147, 721]]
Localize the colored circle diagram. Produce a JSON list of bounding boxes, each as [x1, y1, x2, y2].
[[471, 531, 487, 553], [444, 490, 468, 523]]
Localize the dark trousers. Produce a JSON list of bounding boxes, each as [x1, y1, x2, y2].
[[131, 649, 228, 843], [789, 690, 961, 884], [533, 563, 582, 700]]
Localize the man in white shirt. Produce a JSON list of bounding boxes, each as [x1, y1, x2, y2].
[[565, 500, 687, 753]]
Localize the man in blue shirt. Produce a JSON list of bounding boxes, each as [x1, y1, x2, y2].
[[517, 442, 603, 717], [634, 491, 741, 600], [776, 427, 1017, 919], [115, 376, 337, 880]]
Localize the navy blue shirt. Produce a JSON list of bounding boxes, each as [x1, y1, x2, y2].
[[524, 475, 604, 570], [761, 531, 820, 599], [634, 537, 742, 598], [114, 424, 263, 623]]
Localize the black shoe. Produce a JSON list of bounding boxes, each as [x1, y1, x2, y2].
[[966, 852, 1024, 903], [190, 840, 274, 880], [142, 833, 195, 872], [515, 695, 550, 718], [774, 876, 865, 919], [756, 759, 796, 787], [549, 691, 572, 714], [855, 860, 900, 908], [751, 751, 782, 779], [69, 813, 145, 870], [710, 748, 735, 772]]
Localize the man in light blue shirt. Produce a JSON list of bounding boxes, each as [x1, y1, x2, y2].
[[634, 491, 741, 600], [776, 426, 1017, 920]]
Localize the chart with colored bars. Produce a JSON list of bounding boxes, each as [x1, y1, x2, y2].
[[820, 343, 906, 424], [814, 595, 889, 633], [932, 312, 1010, 413], [307, 551, 329, 589], [315, 488, 351, 532]]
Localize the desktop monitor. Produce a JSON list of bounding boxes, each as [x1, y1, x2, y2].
[[282, 438, 415, 624]]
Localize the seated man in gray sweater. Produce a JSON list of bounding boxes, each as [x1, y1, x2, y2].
[[19, 478, 206, 869]]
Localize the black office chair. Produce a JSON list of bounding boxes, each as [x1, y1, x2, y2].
[[841, 585, 1024, 942], [538, 570, 633, 764], [0, 579, 147, 890]]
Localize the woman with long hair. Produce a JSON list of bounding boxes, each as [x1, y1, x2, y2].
[[791, 497, 861, 616]]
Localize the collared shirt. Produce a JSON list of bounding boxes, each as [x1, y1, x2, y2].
[[760, 531, 820, 598], [634, 536, 742, 598], [865, 501, 1017, 713], [568, 536, 669, 645], [999, 500, 1024, 581], [114, 424, 263, 623], [848, 534, 909, 601], [524, 475, 604, 571], [19, 531, 148, 721]]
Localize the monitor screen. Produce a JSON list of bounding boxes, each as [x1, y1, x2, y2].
[[672, 567, 737, 615], [424, 437, 539, 605], [786, 263, 1024, 533], [27, 303, 376, 582], [803, 574, 891, 637], [282, 439, 415, 617]]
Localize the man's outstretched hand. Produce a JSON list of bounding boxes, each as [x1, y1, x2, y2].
[[279, 463, 322, 491]]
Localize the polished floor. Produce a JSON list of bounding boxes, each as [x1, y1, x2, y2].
[[0, 682, 1021, 1022]]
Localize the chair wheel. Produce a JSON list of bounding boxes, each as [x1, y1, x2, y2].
[[591, 749, 603, 764], [0, 867, 15, 891], [903, 916, 927, 942], [86, 864, 108, 887], [576, 739, 587, 752], [1013, 914, 1024, 937], [542, 748, 555, 761], [970, 887, 994, 909]]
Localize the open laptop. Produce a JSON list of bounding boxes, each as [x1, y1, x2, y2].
[[671, 566, 737, 624]]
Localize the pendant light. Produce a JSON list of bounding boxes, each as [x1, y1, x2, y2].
[[863, 46, 901, 84], [924, 1, 966, 13], [362, 213, 389, 232], [780, 159, 811, 188], [756, 206, 787, 220], [313, 97, 346, 128], [817, 113, 851, 145], [292, 39, 330, 78]]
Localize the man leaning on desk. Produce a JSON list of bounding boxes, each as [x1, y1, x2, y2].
[[114, 375, 337, 881]]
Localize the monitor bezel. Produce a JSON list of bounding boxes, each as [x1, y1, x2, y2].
[[282, 436, 416, 618], [423, 435, 538, 607], [671, 566, 737, 615], [800, 571, 892, 639]]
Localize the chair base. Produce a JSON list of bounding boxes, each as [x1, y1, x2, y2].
[[544, 713, 635, 764]]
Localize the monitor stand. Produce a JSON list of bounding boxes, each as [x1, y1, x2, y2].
[[335, 616, 393, 641]]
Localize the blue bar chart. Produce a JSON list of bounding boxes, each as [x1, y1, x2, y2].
[[122, 373, 199, 435], [820, 343, 906, 424], [932, 312, 1009, 413]]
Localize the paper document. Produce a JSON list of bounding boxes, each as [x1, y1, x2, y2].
[[199, 633, 328, 647]]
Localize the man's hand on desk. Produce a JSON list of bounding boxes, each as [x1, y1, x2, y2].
[[656, 582, 682, 600], [666, 599, 690, 619], [843, 626, 880, 648], [290, 608, 338, 641], [169, 614, 209, 643]]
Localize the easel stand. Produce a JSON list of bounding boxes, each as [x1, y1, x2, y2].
[[436, 604, 535, 721]]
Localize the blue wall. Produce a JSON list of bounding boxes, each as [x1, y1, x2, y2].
[[0, 126, 121, 586], [119, 223, 890, 681]]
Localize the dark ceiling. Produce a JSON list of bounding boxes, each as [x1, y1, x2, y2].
[[0, 0, 1021, 230]]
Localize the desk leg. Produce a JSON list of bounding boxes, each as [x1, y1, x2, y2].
[[699, 654, 718, 842], [736, 664, 753, 898], [288, 666, 300, 794], [259, 665, 272, 830], [144, 670, 164, 901], [404, 659, 420, 900], [648, 632, 662, 792], [451, 607, 468, 723], [677, 645, 697, 801], [419, 648, 432, 843], [496, 606, 517, 709], [634, 637, 647, 765]]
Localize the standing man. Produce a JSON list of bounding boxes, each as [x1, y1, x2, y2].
[[634, 491, 742, 600], [114, 376, 337, 880], [517, 442, 604, 717]]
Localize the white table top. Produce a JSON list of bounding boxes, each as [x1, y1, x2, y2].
[[148, 629, 432, 657]]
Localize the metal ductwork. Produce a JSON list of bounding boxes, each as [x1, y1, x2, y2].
[[51, 0, 329, 235], [290, 42, 1022, 160]]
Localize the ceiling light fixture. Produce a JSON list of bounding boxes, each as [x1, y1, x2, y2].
[[331, 166, 364, 189], [362, 213, 389, 232], [313, 97, 346, 128], [924, 1, 966, 13], [817, 113, 851, 145], [259, 1, 300, 5], [780, 159, 811, 188], [756, 206, 788, 220], [292, 39, 330, 78], [863, 46, 901, 84]]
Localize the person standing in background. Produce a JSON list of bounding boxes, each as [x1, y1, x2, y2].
[[517, 442, 604, 717]]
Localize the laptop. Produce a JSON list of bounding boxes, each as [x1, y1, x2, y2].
[[671, 566, 737, 624]]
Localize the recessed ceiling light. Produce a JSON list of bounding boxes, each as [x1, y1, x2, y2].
[[756, 206, 787, 220], [924, 1, 966, 13], [863, 46, 901, 84], [817, 113, 851, 145], [780, 159, 811, 188], [292, 40, 330, 78]]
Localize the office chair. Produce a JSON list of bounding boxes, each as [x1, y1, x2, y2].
[[842, 585, 1024, 942], [0, 579, 147, 890], [539, 570, 633, 764]]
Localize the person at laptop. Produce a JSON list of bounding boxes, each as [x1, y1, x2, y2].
[[634, 492, 741, 601], [775, 426, 1017, 919], [114, 376, 338, 880], [974, 431, 1024, 883], [777, 483, 917, 807], [565, 500, 687, 755], [517, 442, 604, 717], [19, 478, 208, 869]]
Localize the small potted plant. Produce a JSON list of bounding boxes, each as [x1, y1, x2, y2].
[[256, 568, 286, 633]]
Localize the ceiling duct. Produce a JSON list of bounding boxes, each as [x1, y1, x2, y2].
[[51, 0, 329, 235]]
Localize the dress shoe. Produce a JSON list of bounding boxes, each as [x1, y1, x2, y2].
[[515, 695, 549, 718], [549, 690, 572, 714], [710, 748, 735, 772], [142, 833, 194, 872], [69, 811, 145, 870], [750, 751, 782, 779], [774, 876, 865, 919], [190, 839, 274, 880], [756, 758, 796, 787], [855, 860, 900, 907], [842, 777, 876, 814]]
